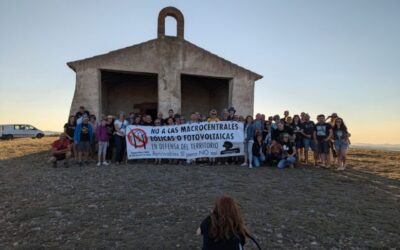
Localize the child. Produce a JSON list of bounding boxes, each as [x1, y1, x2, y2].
[[96, 119, 109, 166]]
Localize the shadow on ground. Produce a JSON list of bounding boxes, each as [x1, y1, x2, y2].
[[0, 149, 399, 249]]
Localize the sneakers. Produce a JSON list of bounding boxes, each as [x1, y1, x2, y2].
[[240, 163, 248, 167], [249, 164, 253, 169], [337, 163, 346, 171], [102, 161, 109, 166], [97, 162, 101, 167]]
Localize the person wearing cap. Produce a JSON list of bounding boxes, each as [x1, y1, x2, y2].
[[227, 107, 236, 121], [49, 133, 72, 168], [74, 114, 94, 166], [114, 112, 129, 164]]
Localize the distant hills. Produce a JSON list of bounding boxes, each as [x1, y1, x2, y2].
[[43, 131, 62, 136], [42, 130, 399, 151], [352, 143, 400, 151]]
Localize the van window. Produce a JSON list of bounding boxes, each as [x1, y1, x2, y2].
[[14, 125, 25, 130], [26, 125, 35, 130]]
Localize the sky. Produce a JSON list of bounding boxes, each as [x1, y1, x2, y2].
[[0, 0, 399, 144]]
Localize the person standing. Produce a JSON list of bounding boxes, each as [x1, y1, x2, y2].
[[156, 112, 166, 125], [64, 115, 76, 161], [105, 115, 115, 162], [74, 115, 93, 166], [114, 112, 129, 165], [89, 114, 98, 159], [333, 117, 350, 170], [165, 109, 175, 124], [75, 106, 85, 124], [301, 113, 316, 165], [207, 109, 220, 165], [207, 109, 220, 122], [313, 114, 333, 167], [326, 112, 339, 164], [253, 113, 263, 132], [291, 115, 304, 161], [241, 115, 255, 168], [226, 107, 236, 121], [221, 108, 229, 121], [280, 110, 289, 124], [96, 119, 109, 166]]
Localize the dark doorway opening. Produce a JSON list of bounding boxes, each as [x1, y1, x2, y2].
[[101, 70, 158, 118], [181, 74, 230, 118]]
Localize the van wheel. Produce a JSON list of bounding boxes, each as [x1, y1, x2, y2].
[[6, 134, 13, 140], [36, 133, 44, 139]]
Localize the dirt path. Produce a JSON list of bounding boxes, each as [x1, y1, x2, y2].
[[0, 138, 399, 249]]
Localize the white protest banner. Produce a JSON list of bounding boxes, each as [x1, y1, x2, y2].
[[125, 121, 244, 159]]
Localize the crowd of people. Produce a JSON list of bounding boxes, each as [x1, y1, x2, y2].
[[49, 105, 351, 171]]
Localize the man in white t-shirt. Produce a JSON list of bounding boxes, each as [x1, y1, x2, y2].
[[114, 112, 129, 164]]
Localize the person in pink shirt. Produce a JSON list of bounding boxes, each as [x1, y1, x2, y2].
[[96, 119, 109, 166]]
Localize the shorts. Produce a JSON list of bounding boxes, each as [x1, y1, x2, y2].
[[77, 141, 91, 152], [53, 153, 66, 161], [303, 138, 315, 151], [316, 140, 329, 154], [335, 140, 349, 150], [295, 139, 304, 149]]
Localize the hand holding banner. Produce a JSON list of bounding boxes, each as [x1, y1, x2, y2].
[[126, 121, 244, 159]]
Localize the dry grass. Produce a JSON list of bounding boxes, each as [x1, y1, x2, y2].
[[0, 137, 54, 161], [347, 148, 400, 180], [1, 137, 399, 180], [0, 137, 399, 249]]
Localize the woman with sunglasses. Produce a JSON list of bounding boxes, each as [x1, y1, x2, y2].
[[332, 117, 350, 170]]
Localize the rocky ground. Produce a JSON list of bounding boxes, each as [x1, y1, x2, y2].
[[0, 137, 399, 249]]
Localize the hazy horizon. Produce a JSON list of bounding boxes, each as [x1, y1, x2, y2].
[[1, 0, 399, 144]]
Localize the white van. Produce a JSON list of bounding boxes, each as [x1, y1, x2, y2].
[[0, 124, 45, 140]]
